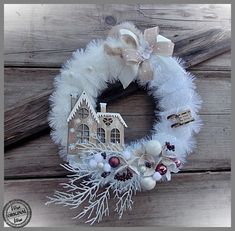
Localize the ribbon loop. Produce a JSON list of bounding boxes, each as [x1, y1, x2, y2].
[[119, 29, 139, 48], [138, 61, 153, 82], [109, 25, 175, 88], [144, 26, 159, 47], [153, 41, 175, 56], [122, 49, 143, 64]]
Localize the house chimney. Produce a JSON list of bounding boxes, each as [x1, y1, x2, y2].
[[100, 103, 107, 113], [71, 94, 78, 109]]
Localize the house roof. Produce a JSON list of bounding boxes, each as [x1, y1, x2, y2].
[[97, 112, 128, 128], [67, 91, 99, 123]]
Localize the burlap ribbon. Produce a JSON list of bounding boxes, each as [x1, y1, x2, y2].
[[111, 26, 174, 88]]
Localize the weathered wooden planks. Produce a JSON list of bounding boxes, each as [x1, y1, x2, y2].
[[174, 28, 231, 68], [4, 113, 231, 179], [105, 76, 231, 115], [4, 66, 231, 147], [4, 68, 231, 113], [4, 68, 57, 108], [4, 5, 231, 147], [4, 4, 231, 67], [4, 27, 231, 147], [4, 172, 231, 226], [4, 90, 52, 147], [3, 4, 231, 227], [190, 52, 231, 71], [4, 55, 231, 109]]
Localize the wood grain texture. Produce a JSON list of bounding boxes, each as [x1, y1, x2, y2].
[[4, 172, 231, 227], [173, 28, 231, 68], [4, 16, 231, 147], [5, 113, 231, 179], [4, 67, 231, 110], [4, 90, 52, 147], [4, 68, 231, 147], [4, 68, 56, 108], [4, 4, 231, 67], [4, 5, 231, 227], [190, 51, 231, 71]]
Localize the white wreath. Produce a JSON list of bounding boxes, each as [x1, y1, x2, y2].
[[47, 22, 202, 224]]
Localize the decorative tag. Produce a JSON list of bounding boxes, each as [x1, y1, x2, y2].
[[167, 110, 195, 128]]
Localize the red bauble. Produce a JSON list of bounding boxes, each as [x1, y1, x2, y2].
[[170, 158, 181, 168], [155, 164, 167, 175], [174, 159, 181, 168], [108, 156, 120, 168]]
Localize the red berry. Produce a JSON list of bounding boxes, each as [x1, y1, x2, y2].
[[169, 158, 181, 168], [155, 164, 167, 175], [101, 172, 110, 178], [109, 156, 120, 168], [145, 161, 152, 168]]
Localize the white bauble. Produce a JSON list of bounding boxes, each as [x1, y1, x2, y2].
[[152, 172, 162, 181], [97, 162, 104, 169], [89, 159, 97, 169], [145, 140, 162, 156], [140, 177, 156, 191], [94, 153, 103, 163], [140, 166, 147, 173], [103, 163, 111, 172], [122, 150, 132, 160]]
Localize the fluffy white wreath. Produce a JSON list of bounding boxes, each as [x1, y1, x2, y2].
[[47, 22, 202, 224], [49, 22, 202, 161]]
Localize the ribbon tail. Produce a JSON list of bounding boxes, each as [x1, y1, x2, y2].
[[144, 26, 159, 47], [138, 61, 154, 82], [119, 75, 135, 89], [119, 64, 139, 89], [153, 35, 174, 56]]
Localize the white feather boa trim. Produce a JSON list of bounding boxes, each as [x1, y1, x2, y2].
[[48, 24, 202, 165]]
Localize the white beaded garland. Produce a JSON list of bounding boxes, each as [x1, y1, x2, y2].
[[103, 163, 111, 172], [152, 172, 162, 181], [145, 140, 162, 156], [97, 162, 104, 169], [140, 177, 156, 191]]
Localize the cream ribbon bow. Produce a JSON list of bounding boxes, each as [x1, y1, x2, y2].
[[117, 26, 174, 88]]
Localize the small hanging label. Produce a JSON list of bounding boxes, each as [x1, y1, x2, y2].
[[167, 110, 195, 128]]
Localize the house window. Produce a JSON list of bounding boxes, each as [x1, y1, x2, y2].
[[110, 128, 120, 143], [78, 108, 89, 119], [103, 117, 113, 126], [97, 128, 105, 143], [77, 124, 89, 143]]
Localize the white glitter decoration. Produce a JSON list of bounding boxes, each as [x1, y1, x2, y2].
[[70, 128, 75, 133], [69, 143, 76, 150], [87, 118, 93, 126], [74, 118, 81, 124]]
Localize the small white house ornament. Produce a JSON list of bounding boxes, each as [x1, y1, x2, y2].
[[67, 91, 127, 154], [47, 22, 202, 224]]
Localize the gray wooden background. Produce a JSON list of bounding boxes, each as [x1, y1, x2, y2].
[[4, 4, 231, 227]]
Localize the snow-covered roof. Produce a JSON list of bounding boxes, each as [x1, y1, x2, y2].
[[97, 112, 128, 128], [67, 91, 99, 123]]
